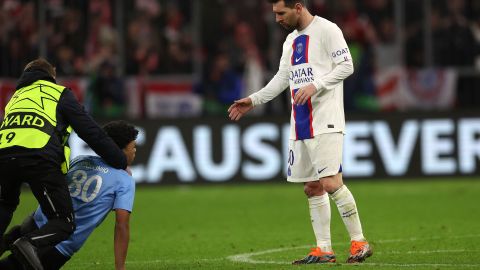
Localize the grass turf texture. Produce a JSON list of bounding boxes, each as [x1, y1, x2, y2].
[[2, 178, 479, 269]]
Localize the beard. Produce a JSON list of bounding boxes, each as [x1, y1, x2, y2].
[[281, 23, 294, 31], [279, 19, 299, 31]]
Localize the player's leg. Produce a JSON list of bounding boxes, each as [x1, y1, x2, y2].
[[306, 132, 372, 263], [322, 173, 365, 241], [292, 180, 336, 264], [323, 173, 372, 262], [287, 139, 335, 264], [312, 133, 367, 242], [304, 181, 332, 252], [318, 133, 372, 263]]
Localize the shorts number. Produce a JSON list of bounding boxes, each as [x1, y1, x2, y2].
[[68, 169, 103, 203], [288, 150, 294, 165], [0, 132, 16, 144]]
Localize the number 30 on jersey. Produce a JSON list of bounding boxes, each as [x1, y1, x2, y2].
[[68, 169, 103, 202]]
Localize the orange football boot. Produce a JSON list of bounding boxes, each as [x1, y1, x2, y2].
[[346, 240, 373, 263], [292, 247, 336, 264]]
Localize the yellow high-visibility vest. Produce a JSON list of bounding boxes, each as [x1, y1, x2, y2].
[[0, 80, 72, 173]]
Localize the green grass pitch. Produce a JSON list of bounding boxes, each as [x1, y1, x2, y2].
[[3, 178, 480, 269]]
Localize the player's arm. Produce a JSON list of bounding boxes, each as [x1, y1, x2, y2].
[[313, 24, 354, 91], [295, 25, 354, 105], [248, 37, 292, 106], [294, 61, 353, 105], [228, 97, 253, 121], [228, 70, 290, 120], [228, 37, 291, 121], [114, 209, 130, 270]]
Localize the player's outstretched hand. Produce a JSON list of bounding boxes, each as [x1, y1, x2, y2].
[[228, 97, 253, 121], [294, 83, 317, 105]]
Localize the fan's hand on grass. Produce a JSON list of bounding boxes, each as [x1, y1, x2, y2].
[[294, 84, 316, 105], [228, 97, 253, 121]]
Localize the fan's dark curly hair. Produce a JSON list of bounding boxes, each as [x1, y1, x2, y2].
[[103, 120, 139, 149]]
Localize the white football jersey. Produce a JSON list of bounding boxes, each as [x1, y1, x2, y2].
[[250, 16, 353, 140]]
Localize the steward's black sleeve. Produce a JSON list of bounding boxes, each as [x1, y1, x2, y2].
[[57, 89, 127, 169]]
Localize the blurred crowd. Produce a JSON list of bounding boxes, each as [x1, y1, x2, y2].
[[0, 0, 479, 117]]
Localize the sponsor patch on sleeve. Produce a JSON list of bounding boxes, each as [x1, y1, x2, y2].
[[331, 47, 351, 63]]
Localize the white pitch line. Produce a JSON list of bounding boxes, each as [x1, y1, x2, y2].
[[226, 234, 480, 267], [228, 251, 480, 268], [372, 234, 480, 244], [67, 234, 480, 269], [376, 249, 480, 255], [227, 245, 310, 264]]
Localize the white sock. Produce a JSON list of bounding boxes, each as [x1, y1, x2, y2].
[[329, 185, 366, 242], [308, 193, 332, 252]]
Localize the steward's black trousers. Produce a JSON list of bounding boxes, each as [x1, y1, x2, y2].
[[0, 215, 70, 270], [0, 156, 75, 248]]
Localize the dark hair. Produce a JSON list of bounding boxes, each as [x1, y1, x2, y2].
[[103, 120, 139, 149], [267, 0, 307, 8], [24, 58, 56, 78]]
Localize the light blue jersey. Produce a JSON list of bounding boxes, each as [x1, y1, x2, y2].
[[33, 155, 135, 257]]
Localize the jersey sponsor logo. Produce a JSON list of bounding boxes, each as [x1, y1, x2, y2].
[[289, 67, 315, 86], [331, 48, 350, 59], [295, 56, 303, 63]]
